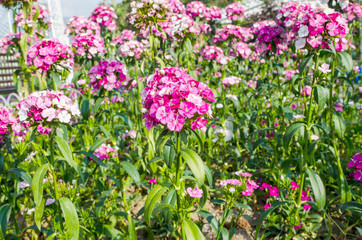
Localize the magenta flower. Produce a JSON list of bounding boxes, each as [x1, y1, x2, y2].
[[334, 103, 343, 112], [291, 181, 300, 190], [88, 59, 128, 91], [149, 179, 157, 184], [303, 204, 311, 211], [94, 144, 118, 160], [142, 68, 214, 132], [294, 223, 303, 230], [269, 186, 280, 197], [301, 190, 309, 201], [348, 153, 362, 182], [89, 5, 118, 31], [187, 185, 203, 198], [264, 203, 271, 209], [260, 182, 271, 190], [301, 86, 312, 96]]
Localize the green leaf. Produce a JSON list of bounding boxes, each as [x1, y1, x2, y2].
[[283, 122, 305, 152], [128, 214, 137, 240], [59, 197, 79, 240], [32, 164, 49, 207], [199, 210, 220, 235], [282, 106, 293, 120], [103, 224, 122, 238], [155, 129, 172, 155], [95, 188, 114, 218], [55, 136, 78, 170], [19, 33, 29, 57], [180, 149, 205, 185], [35, 198, 45, 230], [299, 53, 314, 74], [307, 168, 326, 211], [220, 227, 229, 240], [92, 97, 105, 114], [8, 168, 32, 186], [255, 201, 287, 239], [233, 202, 252, 211], [332, 112, 345, 138], [163, 145, 175, 168], [120, 161, 141, 186], [155, 57, 165, 69], [337, 51, 353, 73], [0, 204, 11, 239], [96, 125, 112, 139], [314, 85, 328, 109], [203, 163, 213, 187], [182, 219, 205, 240], [340, 202, 362, 215], [80, 99, 90, 120], [144, 184, 169, 226], [74, 150, 111, 170], [89, 137, 110, 152]]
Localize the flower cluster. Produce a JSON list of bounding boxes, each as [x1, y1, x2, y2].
[[27, 39, 74, 72], [88, 60, 128, 91], [219, 172, 259, 197], [111, 30, 136, 46], [14, 4, 51, 29], [17, 90, 80, 135], [345, 2, 362, 21], [167, 0, 185, 13], [204, 6, 222, 21], [94, 144, 119, 160], [222, 76, 242, 86], [251, 20, 288, 54], [225, 2, 245, 21], [169, 14, 200, 40], [186, 1, 206, 18], [278, 2, 350, 51], [231, 41, 252, 59], [65, 16, 101, 36], [119, 40, 148, 59], [89, 5, 118, 31], [128, 0, 170, 29], [213, 25, 253, 43], [187, 185, 203, 198], [348, 153, 362, 181], [201, 45, 229, 65], [71, 33, 106, 59], [141, 67, 215, 132], [0, 107, 21, 142]]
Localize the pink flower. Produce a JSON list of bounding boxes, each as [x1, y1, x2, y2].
[[301, 85, 312, 96], [89, 5, 117, 31], [264, 203, 271, 209], [291, 181, 300, 190], [187, 185, 203, 198], [142, 68, 214, 132], [334, 103, 343, 112], [301, 190, 309, 201], [149, 178, 157, 184], [94, 144, 118, 160], [269, 186, 279, 197], [260, 182, 271, 190], [274, 122, 279, 127], [318, 63, 331, 74], [191, 117, 207, 132], [229, 187, 235, 193], [303, 204, 311, 211], [294, 223, 303, 229]]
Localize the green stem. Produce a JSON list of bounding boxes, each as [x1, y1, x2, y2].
[[50, 133, 64, 231]]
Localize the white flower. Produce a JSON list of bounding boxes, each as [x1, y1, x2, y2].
[[298, 25, 309, 38], [295, 38, 306, 49], [20, 181, 30, 189], [216, 103, 223, 108], [45, 198, 55, 206], [318, 63, 331, 74], [58, 110, 71, 123], [18, 110, 28, 121], [311, 135, 319, 141], [229, 187, 235, 193]]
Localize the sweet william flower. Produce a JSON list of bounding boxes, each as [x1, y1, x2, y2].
[[318, 63, 331, 74], [187, 185, 203, 198], [264, 203, 271, 209], [291, 181, 299, 190], [304, 204, 311, 211], [270, 186, 279, 197], [149, 178, 157, 184]]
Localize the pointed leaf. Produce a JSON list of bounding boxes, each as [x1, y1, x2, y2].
[[120, 161, 141, 186], [307, 168, 326, 210], [144, 184, 169, 226], [182, 219, 205, 240], [8, 168, 32, 186], [55, 136, 77, 170], [180, 149, 205, 185], [32, 164, 49, 207], [59, 197, 79, 240]]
